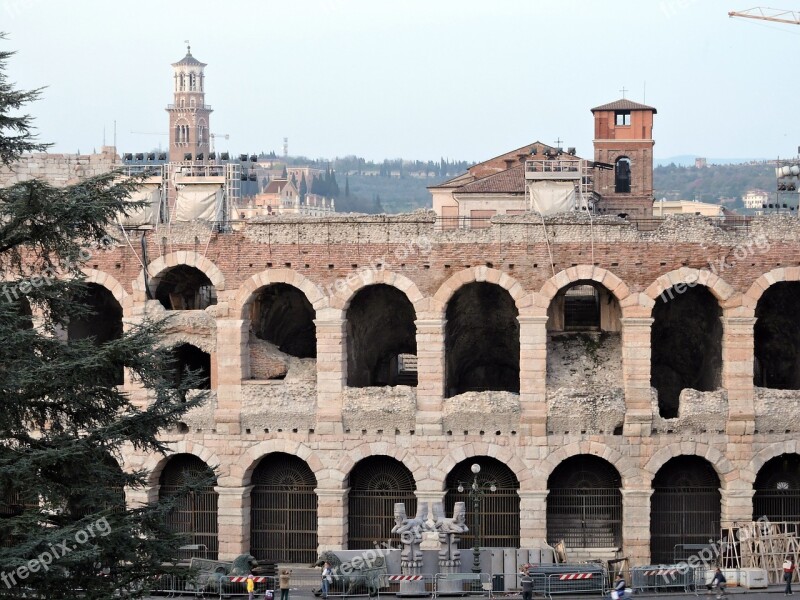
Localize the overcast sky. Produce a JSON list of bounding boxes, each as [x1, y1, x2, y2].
[[4, 0, 800, 163]]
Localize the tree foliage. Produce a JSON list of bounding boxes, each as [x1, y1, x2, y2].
[[0, 39, 205, 599]]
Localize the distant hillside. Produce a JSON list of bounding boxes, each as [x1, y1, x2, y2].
[[338, 173, 442, 213], [653, 161, 775, 208]]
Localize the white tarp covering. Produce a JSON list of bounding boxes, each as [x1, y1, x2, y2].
[[117, 184, 160, 226], [528, 180, 578, 216], [174, 184, 222, 222]]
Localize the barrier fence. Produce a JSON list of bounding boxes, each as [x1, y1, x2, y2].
[[147, 566, 780, 598]]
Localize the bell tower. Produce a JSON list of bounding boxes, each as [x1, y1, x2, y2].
[[167, 43, 212, 162], [591, 99, 656, 218]]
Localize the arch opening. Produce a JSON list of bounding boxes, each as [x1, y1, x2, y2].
[[250, 453, 318, 563], [650, 456, 721, 564], [346, 284, 417, 387], [754, 453, 800, 523], [153, 265, 217, 310], [347, 456, 416, 549], [445, 282, 519, 397], [159, 454, 218, 560], [615, 157, 631, 193], [754, 282, 800, 389], [651, 285, 722, 418], [444, 456, 520, 549], [547, 455, 622, 549], [67, 283, 124, 385], [171, 343, 211, 390]]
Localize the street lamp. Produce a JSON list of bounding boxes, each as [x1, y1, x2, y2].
[[457, 463, 497, 574]]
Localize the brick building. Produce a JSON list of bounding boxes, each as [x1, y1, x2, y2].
[[4, 49, 799, 576]]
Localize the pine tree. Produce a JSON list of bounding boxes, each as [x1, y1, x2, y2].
[[280, 164, 287, 178], [0, 40, 205, 599], [345, 175, 350, 198]]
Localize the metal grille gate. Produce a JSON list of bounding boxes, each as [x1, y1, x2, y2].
[[547, 488, 622, 548], [348, 456, 417, 549], [754, 454, 800, 522], [159, 454, 219, 560], [250, 454, 318, 563], [445, 457, 520, 549], [650, 487, 720, 564]]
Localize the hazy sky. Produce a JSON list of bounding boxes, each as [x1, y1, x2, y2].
[[4, 0, 800, 163]]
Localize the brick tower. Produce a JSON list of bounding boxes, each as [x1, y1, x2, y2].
[[591, 99, 656, 218], [167, 44, 212, 163]]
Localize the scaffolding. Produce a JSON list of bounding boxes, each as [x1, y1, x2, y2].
[[524, 158, 596, 215], [722, 521, 800, 584]]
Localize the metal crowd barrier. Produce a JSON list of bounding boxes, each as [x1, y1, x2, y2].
[[381, 574, 437, 596], [432, 572, 492, 598], [483, 573, 546, 600], [218, 575, 274, 598], [544, 571, 605, 598], [631, 565, 695, 593]]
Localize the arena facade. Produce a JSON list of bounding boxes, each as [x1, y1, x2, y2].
[[68, 210, 800, 568], [4, 48, 799, 571]]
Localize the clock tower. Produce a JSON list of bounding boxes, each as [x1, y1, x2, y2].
[[591, 99, 657, 218], [167, 44, 212, 162]]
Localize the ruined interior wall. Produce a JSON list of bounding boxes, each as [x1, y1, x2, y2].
[[341, 386, 417, 433], [441, 391, 521, 433], [240, 381, 317, 432], [651, 388, 728, 433], [0, 148, 120, 187], [754, 387, 800, 433]]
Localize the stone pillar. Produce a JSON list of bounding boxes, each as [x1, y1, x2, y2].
[[315, 312, 347, 435], [215, 319, 248, 435], [216, 485, 252, 560], [518, 316, 549, 437], [415, 318, 445, 434], [621, 489, 653, 567], [317, 487, 348, 551], [721, 317, 757, 435], [721, 487, 755, 526], [621, 317, 654, 435], [518, 490, 548, 548]]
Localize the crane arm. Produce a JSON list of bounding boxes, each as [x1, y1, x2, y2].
[[729, 7, 800, 25]]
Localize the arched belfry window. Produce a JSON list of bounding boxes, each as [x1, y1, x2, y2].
[[615, 157, 631, 193]]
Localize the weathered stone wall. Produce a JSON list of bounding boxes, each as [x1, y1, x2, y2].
[[0, 148, 120, 187], [42, 211, 800, 566]]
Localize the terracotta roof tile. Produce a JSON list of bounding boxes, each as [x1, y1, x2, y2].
[[590, 99, 657, 113], [456, 165, 525, 194]]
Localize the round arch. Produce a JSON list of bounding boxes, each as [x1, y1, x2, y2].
[[538, 441, 641, 489], [336, 442, 425, 490], [644, 268, 736, 305], [744, 267, 800, 312], [134, 252, 225, 302], [145, 441, 222, 488], [644, 443, 734, 488], [238, 439, 321, 487], [235, 268, 327, 319], [433, 266, 527, 317], [747, 440, 800, 485], [81, 268, 129, 308], [539, 266, 632, 304], [435, 444, 531, 491], [329, 269, 425, 312]]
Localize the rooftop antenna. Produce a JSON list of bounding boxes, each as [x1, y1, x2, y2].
[[619, 86, 628, 99], [103, 125, 106, 147], [185, 39, 191, 54], [643, 81, 647, 104], [113, 120, 116, 150], [283, 137, 288, 158]]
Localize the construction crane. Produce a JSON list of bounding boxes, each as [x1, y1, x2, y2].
[[728, 7, 800, 25], [209, 133, 229, 154]]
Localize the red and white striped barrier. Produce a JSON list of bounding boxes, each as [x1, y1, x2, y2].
[[558, 573, 595, 580], [643, 569, 679, 577], [388, 575, 424, 581], [229, 576, 269, 583]]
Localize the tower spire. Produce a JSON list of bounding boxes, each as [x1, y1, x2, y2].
[[185, 39, 191, 55]]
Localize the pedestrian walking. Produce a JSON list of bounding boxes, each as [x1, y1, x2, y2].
[[520, 568, 533, 600], [321, 561, 333, 599], [246, 573, 256, 600], [280, 568, 292, 600], [784, 557, 795, 595]]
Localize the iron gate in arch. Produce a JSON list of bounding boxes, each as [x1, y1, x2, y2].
[[348, 456, 417, 550], [250, 453, 318, 563], [753, 453, 800, 522], [159, 454, 219, 560], [445, 457, 520, 549], [547, 455, 622, 548], [650, 457, 721, 564]]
